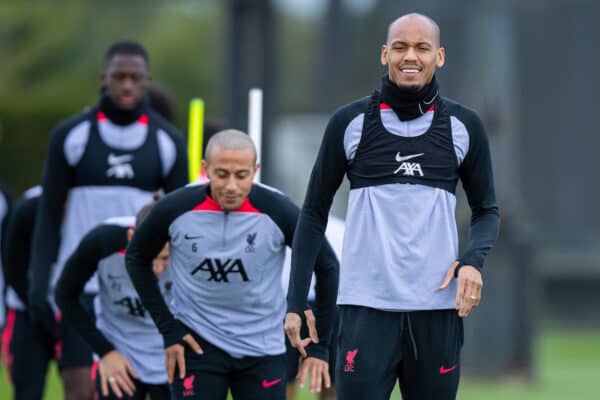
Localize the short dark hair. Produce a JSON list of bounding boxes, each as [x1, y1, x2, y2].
[[104, 40, 149, 69], [135, 192, 162, 226]]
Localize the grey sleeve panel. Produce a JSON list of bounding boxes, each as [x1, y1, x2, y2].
[[150, 111, 188, 193], [157, 129, 177, 178], [63, 120, 91, 166], [444, 98, 500, 270]]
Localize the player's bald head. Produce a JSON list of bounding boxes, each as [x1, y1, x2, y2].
[[205, 129, 257, 163], [386, 13, 440, 48]]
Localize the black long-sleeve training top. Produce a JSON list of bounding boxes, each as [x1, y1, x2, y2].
[[29, 96, 187, 311], [291, 91, 500, 311]]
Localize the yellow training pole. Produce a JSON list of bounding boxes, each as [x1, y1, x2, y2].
[[188, 98, 205, 183]]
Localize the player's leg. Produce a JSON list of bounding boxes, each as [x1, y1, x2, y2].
[[7, 309, 53, 400], [145, 382, 171, 400], [170, 334, 229, 400], [398, 310, 463, 400], [335, 306, 400, 400], [93, 371, 146, 400], [171, 370, 228, 400], [58, 294, 96, 400], [285, 313, 307, 400], [318, 304, 339, 400], [229, 353, 286, 400], [285, 347, 300, 399]]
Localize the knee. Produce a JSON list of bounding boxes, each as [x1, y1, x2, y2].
[[61, 368, 94, 400]]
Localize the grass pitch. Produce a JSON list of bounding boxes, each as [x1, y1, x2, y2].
[[1, 330, 598, 399]]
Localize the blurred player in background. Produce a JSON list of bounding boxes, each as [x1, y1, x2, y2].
[[56, 198, 172, 400], [28, 40, 187, 400], [3, 186, 50, 400]]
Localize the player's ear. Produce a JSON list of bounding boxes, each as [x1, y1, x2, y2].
[[127, 227, 134, 241], [381, 44, 388, 66], [436, 47, 445, 68]]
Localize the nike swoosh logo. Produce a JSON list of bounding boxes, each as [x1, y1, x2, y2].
[[108, 153, 133, 165], [262, 378, 282, 388], [184, 234, 204, 240], [395, 152, 424, 162], [439, 365, 457, 374]]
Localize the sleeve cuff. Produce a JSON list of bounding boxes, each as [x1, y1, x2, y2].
[[305, 342, 329, 362], [454, 259, 482, 277], [161, 319, 189, 348]]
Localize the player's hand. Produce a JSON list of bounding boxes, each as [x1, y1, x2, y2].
[[297, 357, 331, 393], [99, 350, 139, 398], [165, 334, 203, 384], [284, 309, 319, 358], [437, 261, 482, 317]]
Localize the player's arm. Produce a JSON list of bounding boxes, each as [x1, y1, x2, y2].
[[56, 223, 140, 397], [125, 190, 202, 383], [4, 196, 37, 306], [287, 107, 348, 320], [125, 195, 183, 344], [438, 108, 500, 316], [456, 111, 500, 273], [55, 224, 127, 357], [28, 124, 74, 326], [305, 239, 339, 359]]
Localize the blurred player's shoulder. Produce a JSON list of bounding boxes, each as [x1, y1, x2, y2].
[[50, 107, 95, 139], [23, 185, 43, 199], [102, 215, 135, 228], [147, 107, 183, 138]]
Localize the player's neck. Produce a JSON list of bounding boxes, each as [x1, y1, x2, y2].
[[380, 75, 439, 121], [99, 93, 147, 126]]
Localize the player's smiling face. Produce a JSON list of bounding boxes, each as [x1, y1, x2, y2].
[[204, 146, 259, 211], [102, 54, 150, 111], [381, 16, 444, 91]]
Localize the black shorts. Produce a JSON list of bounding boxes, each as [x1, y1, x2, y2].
[[170, 332, 286, 400], [335, 306, 463, 400], [55, 293, 96, 369], [3, 308, 54, 400], [285, 302, 339, 383], [93, 362, 170, 400]]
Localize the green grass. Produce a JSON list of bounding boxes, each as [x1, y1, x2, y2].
[[1, 330, 599, 399]]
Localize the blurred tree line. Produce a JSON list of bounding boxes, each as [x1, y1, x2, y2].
[[0, 1, 389, 195], [0, 1, 224, 193]]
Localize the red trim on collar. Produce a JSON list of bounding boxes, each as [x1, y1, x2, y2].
[[192, 195, 260, 213], [137, 114, 149, 125], [96, 112, 149, 124]]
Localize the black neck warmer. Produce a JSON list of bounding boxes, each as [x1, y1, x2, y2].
[[380, 75, 440, 121], [98, 92, 147, 126]]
